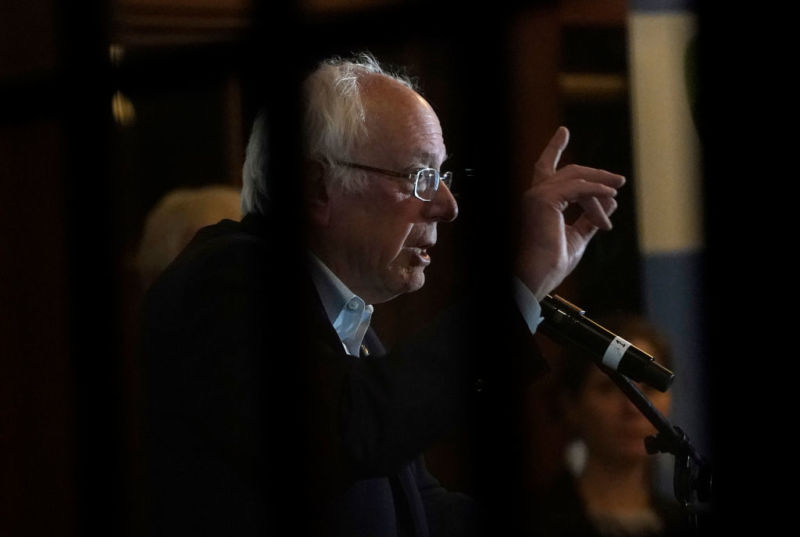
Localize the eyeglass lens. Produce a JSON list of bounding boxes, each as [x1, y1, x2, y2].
[[415, 169, 453, 201]]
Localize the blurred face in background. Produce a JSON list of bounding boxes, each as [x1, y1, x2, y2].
[[565, 337, 672, 466]]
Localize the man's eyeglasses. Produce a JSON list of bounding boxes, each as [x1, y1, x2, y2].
[[335, 161, 453, 202]]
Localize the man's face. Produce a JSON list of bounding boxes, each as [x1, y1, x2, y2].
[[317, 75, 459, 304]]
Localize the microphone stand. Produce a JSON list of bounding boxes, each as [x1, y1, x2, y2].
[[599, 364, 713, 530]]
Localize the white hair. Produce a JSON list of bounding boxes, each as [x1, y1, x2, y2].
[[240, 52, 417, 215], [240, 109, 270, 215]]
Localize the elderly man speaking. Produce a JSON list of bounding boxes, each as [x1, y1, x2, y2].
[[139, 53, 624, 537]]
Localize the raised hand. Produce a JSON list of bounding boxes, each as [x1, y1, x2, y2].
[[515, 127, 626, 301]]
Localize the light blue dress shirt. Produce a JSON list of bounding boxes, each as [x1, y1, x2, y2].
[[512, 276, 545, 333], [308, 253, 374, 357]]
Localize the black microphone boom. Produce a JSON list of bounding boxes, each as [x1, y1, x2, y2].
[[539, 295, 675, 392]]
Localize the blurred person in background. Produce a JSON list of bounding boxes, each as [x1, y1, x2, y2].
[[528, 313, 689, 537], [135, 184, 242, 291]]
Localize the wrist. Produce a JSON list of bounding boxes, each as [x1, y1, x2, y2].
[[515, 259, 563, 303]]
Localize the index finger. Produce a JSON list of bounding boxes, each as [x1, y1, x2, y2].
[[557, 164, 627, 188]]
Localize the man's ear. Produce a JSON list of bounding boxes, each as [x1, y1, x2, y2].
[[304, 160, 330, 226]]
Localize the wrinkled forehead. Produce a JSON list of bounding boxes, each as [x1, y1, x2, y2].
[[358, 74, 446, 168]]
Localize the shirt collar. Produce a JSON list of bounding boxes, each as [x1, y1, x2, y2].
[[308, 253, 374, 356]]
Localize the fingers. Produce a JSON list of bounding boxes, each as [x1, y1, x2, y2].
[[532, 127, 625, 193], [532, 176, 619, 233], [575, 194, 618, 231], [532, 159, 625, 228], [538, 177, 619, 203], [555, 164, 626, 188]]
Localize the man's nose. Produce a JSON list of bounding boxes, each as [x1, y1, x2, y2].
[[424, 182, 458, 222]]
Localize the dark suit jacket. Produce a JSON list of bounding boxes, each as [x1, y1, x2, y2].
[[138, 213, 546, 536]]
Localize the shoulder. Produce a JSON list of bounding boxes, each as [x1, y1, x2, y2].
[[140, 213, 317, 346], [171, 215, 278, 276], [149, 213, 306, 297]]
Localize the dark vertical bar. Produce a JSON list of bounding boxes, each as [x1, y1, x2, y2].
[[56, 2, 125, 536], [446, 6, 530, 534], [245, 2, 316, 534]]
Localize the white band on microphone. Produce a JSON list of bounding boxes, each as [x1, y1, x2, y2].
[[602, 336, 631, 370]]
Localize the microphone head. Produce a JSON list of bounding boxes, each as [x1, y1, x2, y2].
[[639, 359, 675, 392], [540, 294, 676, 392]]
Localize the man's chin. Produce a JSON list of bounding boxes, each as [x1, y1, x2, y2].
[[403, 267, 426, 293], [405, 275, 425, 294], [373, 270, 426, 304]]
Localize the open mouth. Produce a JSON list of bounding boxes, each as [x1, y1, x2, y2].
[[408, 246, 432, 265]]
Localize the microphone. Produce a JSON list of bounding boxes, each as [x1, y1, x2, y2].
[[539, 295, 675, 392]]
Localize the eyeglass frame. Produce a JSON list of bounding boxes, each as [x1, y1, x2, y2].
[[334, 160, 453, 202]]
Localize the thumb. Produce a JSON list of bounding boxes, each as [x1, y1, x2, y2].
[[533, 126, 570, 183]]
